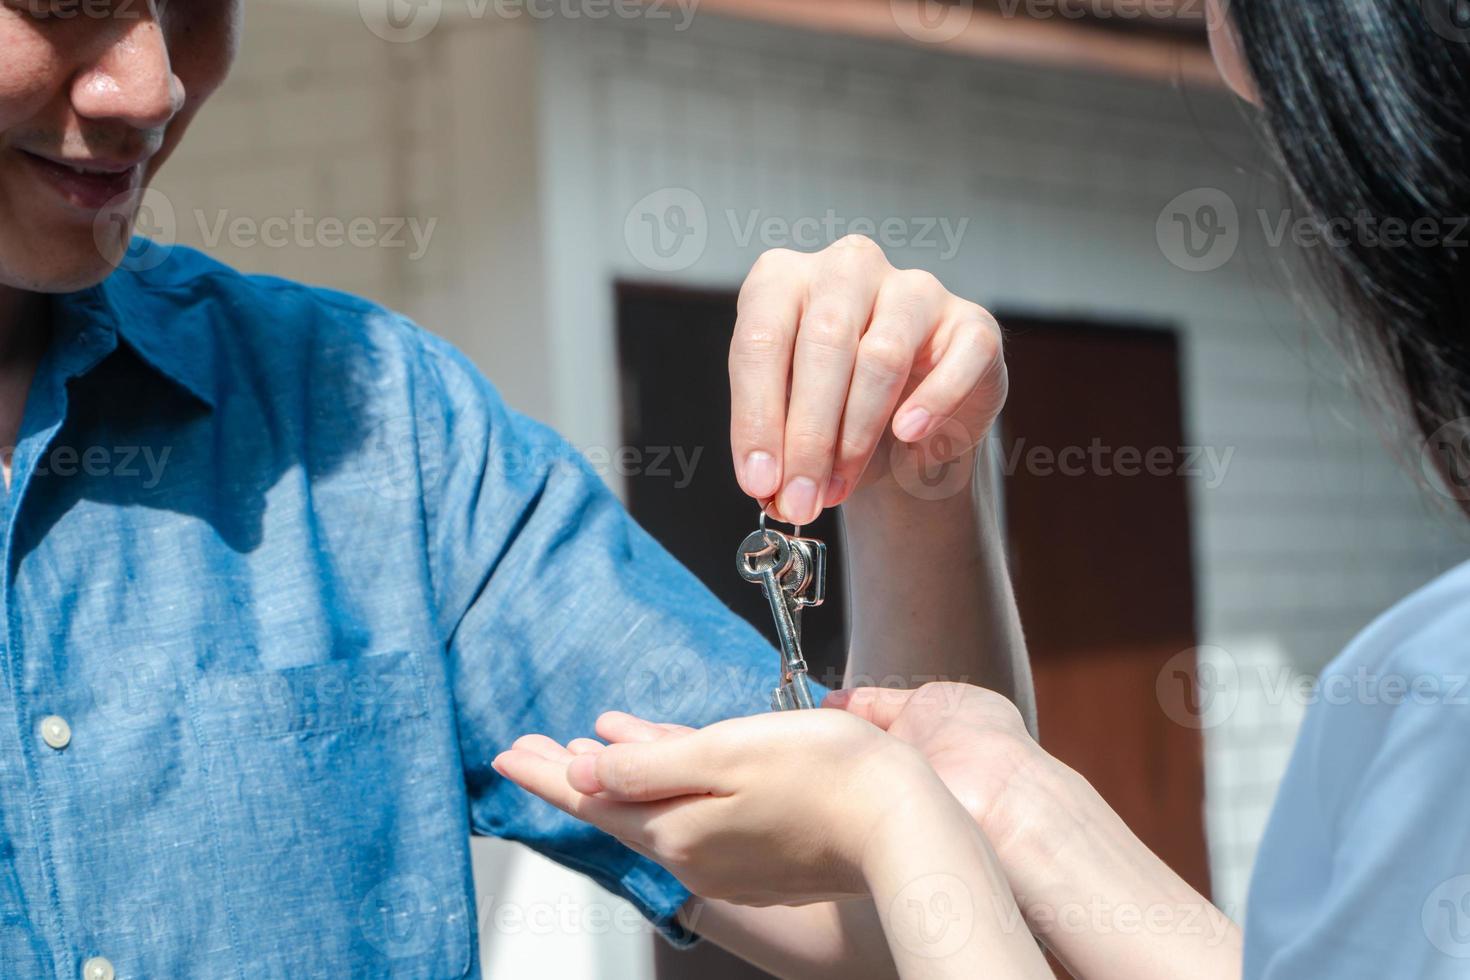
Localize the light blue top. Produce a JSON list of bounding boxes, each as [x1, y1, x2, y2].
[[0, 241, 794, 979], [1245, 557, 1470, 977]]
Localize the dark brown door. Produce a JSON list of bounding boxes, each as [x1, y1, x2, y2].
[[998, 315, 1211, 900]]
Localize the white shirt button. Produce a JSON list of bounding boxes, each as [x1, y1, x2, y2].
[[82, 957, 114, 980], [40, 716, 71, 750]]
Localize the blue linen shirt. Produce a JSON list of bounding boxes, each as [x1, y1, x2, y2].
[[0, 241, 790, 979]]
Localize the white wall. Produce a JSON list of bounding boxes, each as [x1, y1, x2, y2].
[[156, 0, 1470, 970]]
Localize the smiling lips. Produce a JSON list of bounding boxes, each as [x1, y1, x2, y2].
[[17, 148, 145, 212]]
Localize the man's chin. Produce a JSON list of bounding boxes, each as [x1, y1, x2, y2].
[[0, 247, 125, 295]]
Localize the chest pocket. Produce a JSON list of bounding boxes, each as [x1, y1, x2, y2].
[[188, 650, 473, 979]]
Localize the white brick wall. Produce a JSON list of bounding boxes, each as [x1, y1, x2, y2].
[[156, 1, 1470, 970]]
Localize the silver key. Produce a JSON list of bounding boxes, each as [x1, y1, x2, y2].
[[736, 519, 825, 711]]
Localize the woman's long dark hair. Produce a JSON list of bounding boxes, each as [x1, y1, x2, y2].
[[1230, 0, 1470, 513]]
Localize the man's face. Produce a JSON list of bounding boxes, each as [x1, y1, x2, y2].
[[0, 0, 239, 293]]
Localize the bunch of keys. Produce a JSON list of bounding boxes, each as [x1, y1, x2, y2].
[[736, 511, 827, 711]]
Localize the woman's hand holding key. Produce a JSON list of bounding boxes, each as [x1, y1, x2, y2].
[[730, 236, 1007, 525]]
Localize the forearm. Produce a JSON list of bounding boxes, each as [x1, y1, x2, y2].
[[676, 763, 1053, 980], [1012, 760, 1242, 980], [861, 772, 1052, 979], [679, 897, 898, 980], [841, 437, 1036, 730]]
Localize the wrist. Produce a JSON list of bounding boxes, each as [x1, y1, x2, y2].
[[856, 754, 972, 887], [985, 747, 1094, 882], [846, 448, 979, 515], [988, 751, 1155, 935]]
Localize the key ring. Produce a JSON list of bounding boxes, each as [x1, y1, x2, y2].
[[757, 503, 802, 539]]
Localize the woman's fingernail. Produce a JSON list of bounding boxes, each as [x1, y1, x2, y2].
[[894, 407, 932, 442], [824, 474, 847, 506], [567, 755, 605, 794], [743, 451, 779, 498], [779, 477, 818, 525]]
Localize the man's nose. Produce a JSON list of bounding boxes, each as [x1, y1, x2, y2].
[[71, 17, 184, 131]]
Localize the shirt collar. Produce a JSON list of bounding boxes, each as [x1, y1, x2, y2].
[[52, 258, 217, 411]]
